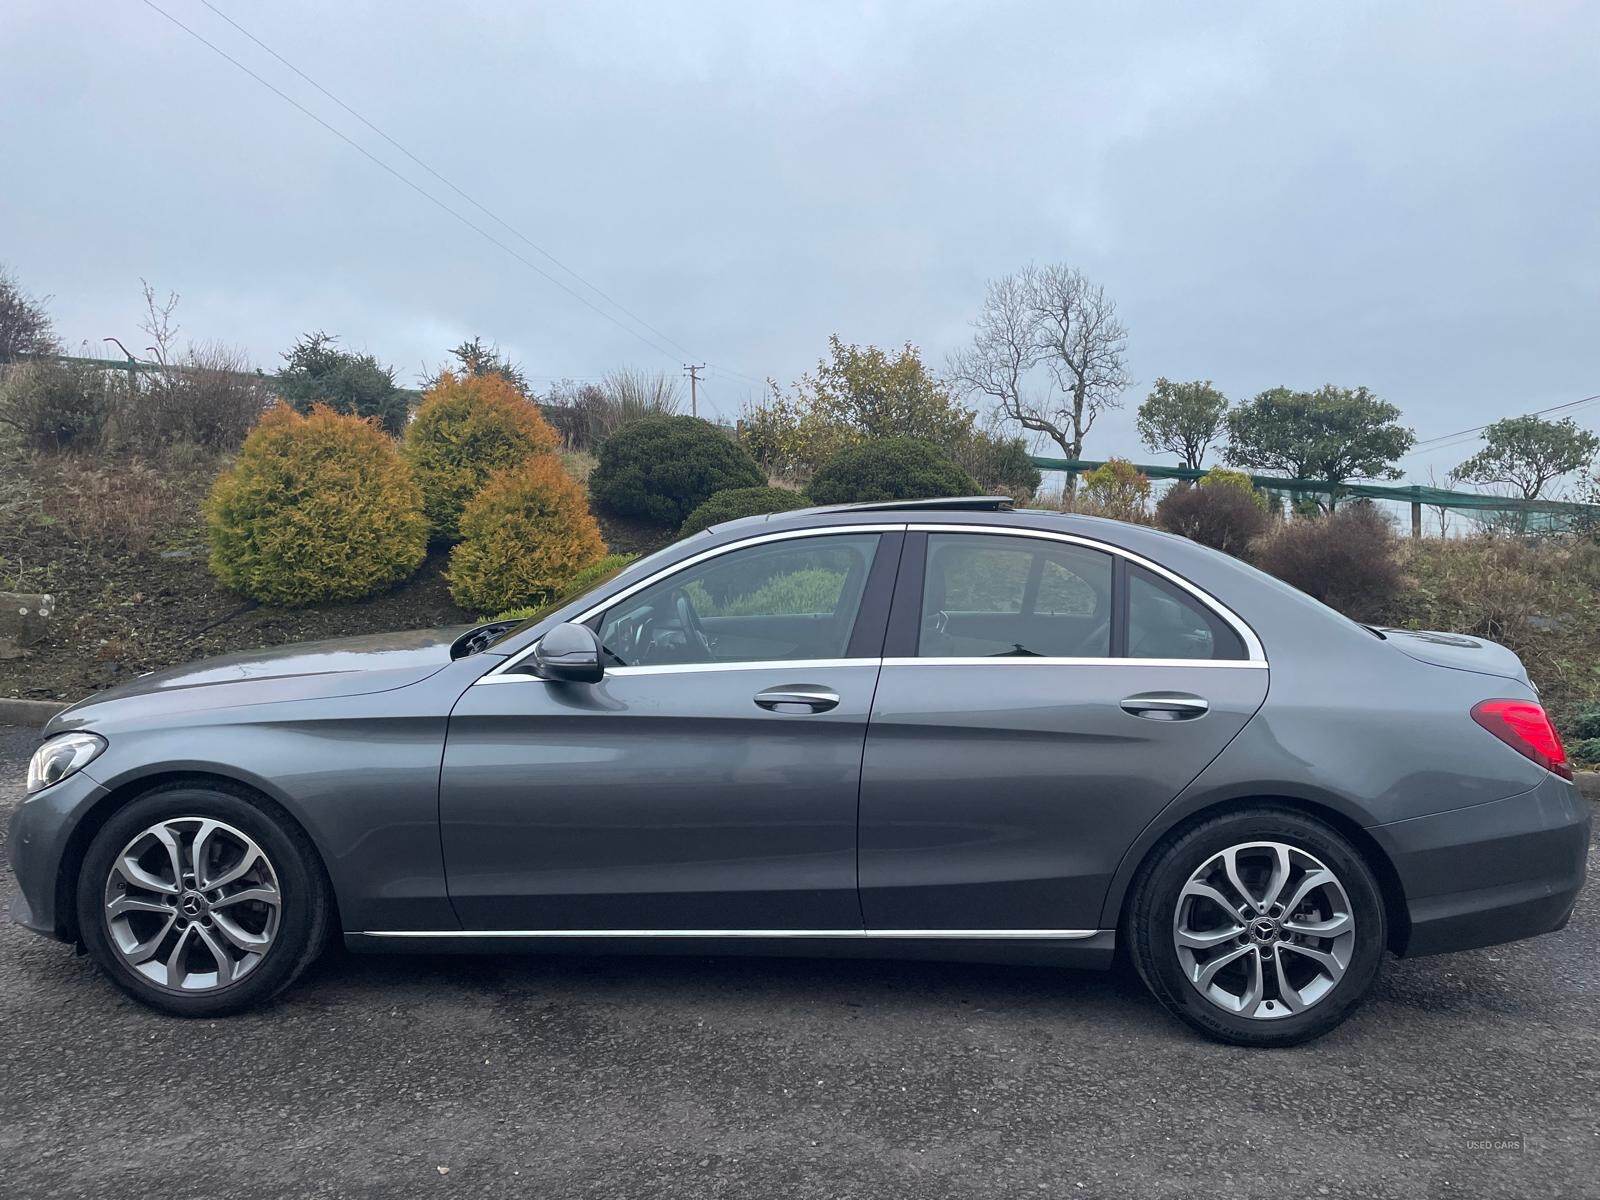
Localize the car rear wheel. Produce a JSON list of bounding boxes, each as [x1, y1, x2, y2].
[[1128, 807, 1387, 1047], [77, 784, 330, 1016]]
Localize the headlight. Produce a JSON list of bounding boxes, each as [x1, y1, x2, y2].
[[25, 732, 106, 795]]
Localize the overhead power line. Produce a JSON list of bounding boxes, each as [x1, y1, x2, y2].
[[707, 362, 768, 388], [195, 0, 706, 367], [143, 0, 759, 381], [1403, 391, 1600, 458]]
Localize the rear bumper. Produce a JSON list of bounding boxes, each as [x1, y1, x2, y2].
[[1373, 772, 1590, 957]]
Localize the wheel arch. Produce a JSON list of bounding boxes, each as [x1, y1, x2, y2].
[[1105, 793, 1410, 955], [54, 770, 341, 945]]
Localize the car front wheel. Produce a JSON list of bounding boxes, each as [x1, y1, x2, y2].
[[77, 783, 330, 1016], [1128, 806, 1387, 1047]]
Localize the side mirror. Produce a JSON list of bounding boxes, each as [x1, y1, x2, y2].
[[532, 622, 605, 683]]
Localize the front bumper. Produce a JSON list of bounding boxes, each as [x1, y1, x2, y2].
[[1373, 771, 1591, 957], [6, 766, 109, 941]]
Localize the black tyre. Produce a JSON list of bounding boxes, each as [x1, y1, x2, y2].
[[76, 783, 331, 1017], [1128, 806, 1386, 1047]]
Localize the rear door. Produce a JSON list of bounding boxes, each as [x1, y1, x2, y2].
[[858, 528, 1268, 934]]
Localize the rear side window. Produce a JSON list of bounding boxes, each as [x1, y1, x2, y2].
[[918, 534, 1112, 657], [1126, 565, 1245, 661]]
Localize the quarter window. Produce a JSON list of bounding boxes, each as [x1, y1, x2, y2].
[[1126, 565, 1246, 661], [597, 534, 881, 667], [917, 534, 1113, 658]]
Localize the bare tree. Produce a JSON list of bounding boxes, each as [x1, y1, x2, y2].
[[951, 263, 1130, 494], [1028, 264, 1131, 465], [1424, 468, 1453, 537], [123, 281, 267, 451], [138, 279, 181, 364], [948, 271, 1037, 428]]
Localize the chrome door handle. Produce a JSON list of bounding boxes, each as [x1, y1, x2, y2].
[[1120, 693, 1209, 720], [754, 686, 840, 713]]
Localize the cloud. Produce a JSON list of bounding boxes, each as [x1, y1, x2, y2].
[[2, 0, 1596, 479]]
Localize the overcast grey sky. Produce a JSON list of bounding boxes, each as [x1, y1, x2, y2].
[[4, 1, 1597, 483]]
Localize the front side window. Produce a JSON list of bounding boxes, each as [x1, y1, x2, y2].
[[918, 533, 1112, 657], [597, 534, 881, 666], [1126, 564, 1246, 660]]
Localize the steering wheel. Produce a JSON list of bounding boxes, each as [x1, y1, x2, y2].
[[671, 587, 715, 660]]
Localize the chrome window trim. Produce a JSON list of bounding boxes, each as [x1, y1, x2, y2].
[[910, 523, 1267, 663], [483, 524, 906, 680], [358, 927, 1105, 941], [879, 657, 1267, 670], [475, 657, 876, 683], [474, 655, 1265, 683], [478, 518, 1266, 685]]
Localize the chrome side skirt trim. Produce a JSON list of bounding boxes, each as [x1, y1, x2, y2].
[[868, 929, 1102, 940], [358, 927, 1105, 941]]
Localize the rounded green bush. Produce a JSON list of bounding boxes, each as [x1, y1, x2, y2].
[[447, 456, 606, 616], [679, 486, 810, 536], [205, 403, 427, 606], [487, 553, 638, 621], [1155, 480, 1270, 556], [1197, 467, 1262, 500], [1568, 737, 1600, 769], [402, 371, 560, 542], [1569, 706, 1600, 740], [589, 415, 765, 527], [806, 437, 975, 506]]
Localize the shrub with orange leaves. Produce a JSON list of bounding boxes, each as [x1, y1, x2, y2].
[[205, 403, 428, 605], [402, 371, 559, 541], [447, 456, 607, 615]]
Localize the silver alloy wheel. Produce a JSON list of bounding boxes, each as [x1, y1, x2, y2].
[[1173, 840, 1356, 1020], [102, 817, 281, 992]]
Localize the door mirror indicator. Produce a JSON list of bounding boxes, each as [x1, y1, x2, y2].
[[533, 623, 605, 684]]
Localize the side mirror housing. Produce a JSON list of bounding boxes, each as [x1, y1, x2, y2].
[[532, 622, 605, 683]]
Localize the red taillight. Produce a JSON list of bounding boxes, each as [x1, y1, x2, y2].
[[1471, 699, 1573, 781]]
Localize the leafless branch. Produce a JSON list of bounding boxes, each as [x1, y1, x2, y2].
[[952, 263, 1130, 491]]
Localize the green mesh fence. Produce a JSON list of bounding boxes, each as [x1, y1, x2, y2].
[[1030, 457, 1599, 535]]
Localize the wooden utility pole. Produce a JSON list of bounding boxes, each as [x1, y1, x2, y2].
[[684, 363, 705, 419]]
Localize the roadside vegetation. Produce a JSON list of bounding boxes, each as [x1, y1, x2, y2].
[[0, 263, 1597, 767]]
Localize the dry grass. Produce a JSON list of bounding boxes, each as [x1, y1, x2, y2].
[[1035, 485, 1155, 524], [1388, 534, 1600, 753], [559, 449, 597, 485], [37, 455, 188, 555]]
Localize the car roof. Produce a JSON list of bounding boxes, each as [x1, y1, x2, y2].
[[702, 495, 1135, 541], [804, 495, 1017, 514]]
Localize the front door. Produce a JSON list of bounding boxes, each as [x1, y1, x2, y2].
[[859, 530, 1269, 934], [441, 530, 900, 932]]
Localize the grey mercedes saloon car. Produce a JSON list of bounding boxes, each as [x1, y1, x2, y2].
[[8, 498, 1589, 1045]]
